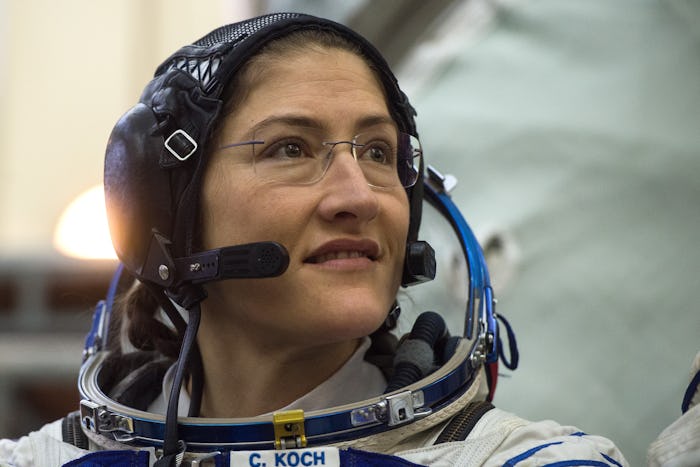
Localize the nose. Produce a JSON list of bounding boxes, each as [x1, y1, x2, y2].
[[316, 146, 379, 225]]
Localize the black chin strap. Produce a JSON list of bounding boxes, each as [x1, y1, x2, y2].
[[187, 342, 204, 417], [155, 285, 205, 466], [153, 286, 205, 418]]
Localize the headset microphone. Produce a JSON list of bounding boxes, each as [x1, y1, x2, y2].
[[172, 241, 289, 286]]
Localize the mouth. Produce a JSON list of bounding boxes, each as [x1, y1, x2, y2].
[[304, 239, 379, 265], [305, 250, 376, 264]]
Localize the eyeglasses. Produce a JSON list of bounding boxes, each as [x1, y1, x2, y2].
[[218, 124, 422, 188]]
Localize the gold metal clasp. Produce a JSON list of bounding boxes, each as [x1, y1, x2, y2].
[[273, 409, 307, 449]]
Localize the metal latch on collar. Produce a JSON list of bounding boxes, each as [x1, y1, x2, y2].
[[273, 410, 307, 449], [350, 390, 430, 428], [80, 399, 134, 435]]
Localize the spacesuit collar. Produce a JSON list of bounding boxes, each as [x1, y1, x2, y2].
[[147, 338, 386, 416]]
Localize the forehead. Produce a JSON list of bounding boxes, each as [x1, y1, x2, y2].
[[219, 47, 392, 138]]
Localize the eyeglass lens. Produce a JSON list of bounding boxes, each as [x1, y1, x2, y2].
[[221, 124, 421, 188]]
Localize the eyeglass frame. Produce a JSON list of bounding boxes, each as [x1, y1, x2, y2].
[[217, 129, 423, 189]]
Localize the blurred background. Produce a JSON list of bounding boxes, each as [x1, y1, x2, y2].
[[1, 1, 698, 465]]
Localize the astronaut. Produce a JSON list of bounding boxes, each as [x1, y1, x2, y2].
[[0, 13, 627, 467]]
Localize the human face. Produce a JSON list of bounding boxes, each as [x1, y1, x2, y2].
[[200, 47, 410, 347]]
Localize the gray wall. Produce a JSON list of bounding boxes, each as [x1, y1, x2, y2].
[[401, 1, 700, 465]]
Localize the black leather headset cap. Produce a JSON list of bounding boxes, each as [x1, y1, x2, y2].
[[104, 12, 424, 288]]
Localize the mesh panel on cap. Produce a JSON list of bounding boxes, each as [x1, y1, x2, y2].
[[193, 12, 302, 48], [167, 56, 223, 89], [160, 13, 304, 91]]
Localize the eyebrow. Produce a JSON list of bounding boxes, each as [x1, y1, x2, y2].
[[249, 114, 397, 135]]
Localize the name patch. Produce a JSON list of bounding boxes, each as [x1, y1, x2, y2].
[[230, 447, 340, 467]]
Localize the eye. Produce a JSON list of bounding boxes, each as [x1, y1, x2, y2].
[[358, 140, 394, 165], [261, 138, 312, 160], [282, 142, 302, 158]]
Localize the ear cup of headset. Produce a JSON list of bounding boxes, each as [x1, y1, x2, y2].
[[104, 68, 223, 284], [104, 103, 173, 277]]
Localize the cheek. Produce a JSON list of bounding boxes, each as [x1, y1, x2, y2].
[[391, 193, 411, 245], [385, 192, 411, 279], [200, 172, 305, 250], [201, 200, 243, 249], [200, 167, 253, 249]]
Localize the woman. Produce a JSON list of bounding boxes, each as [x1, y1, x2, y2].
[[0, 13, 627, 466]]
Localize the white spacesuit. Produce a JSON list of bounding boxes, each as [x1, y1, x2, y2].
[[1, 13, 628, 467], [647, 351, 700, 467], [0, 371, 625, 467]]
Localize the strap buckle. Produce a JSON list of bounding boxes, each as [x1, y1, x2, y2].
[[165, 129, 198, 161]]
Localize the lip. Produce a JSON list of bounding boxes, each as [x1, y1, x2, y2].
[[304, 238, 380, 265]]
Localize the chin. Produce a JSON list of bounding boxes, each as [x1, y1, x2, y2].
[[313, 299, 391, 342]]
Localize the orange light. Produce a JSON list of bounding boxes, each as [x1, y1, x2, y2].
[[53, 184, 117, 260]]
